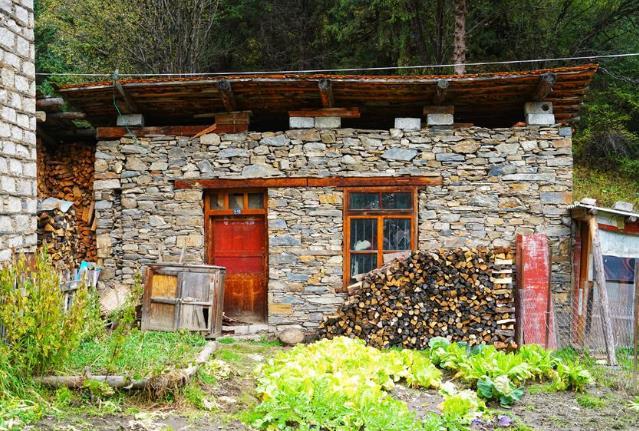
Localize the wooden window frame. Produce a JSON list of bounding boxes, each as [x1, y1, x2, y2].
[[204, 189, 267, 217], [343, 187, 417, 289]]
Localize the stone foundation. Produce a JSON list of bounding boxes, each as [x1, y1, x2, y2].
[[94, 126, 573, 331], [0, 0, 37, 260]]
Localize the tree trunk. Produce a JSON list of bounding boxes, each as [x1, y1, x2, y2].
[[453, 0, 467, 75]]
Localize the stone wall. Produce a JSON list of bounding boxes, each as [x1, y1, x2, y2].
[[0, 0, 37, 260], [94, 126, 573, 331], [268, 187, 345, 329]]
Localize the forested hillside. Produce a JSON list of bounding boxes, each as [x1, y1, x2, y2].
[[35, 0, 639, 205]]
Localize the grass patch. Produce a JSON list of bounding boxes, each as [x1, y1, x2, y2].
[[183, 382, 212, 411], [527, 383, 557, 394], [574, 166, 639, 207], [247, 336, 282, 347], [218, 337, 237, 345], [60, 330, 207, 379], [576, 393, 606, 409], [215, 349, 242, 362]]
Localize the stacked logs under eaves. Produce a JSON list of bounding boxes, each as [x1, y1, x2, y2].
[[37, 139, 96, 262], [319, 247, 516, 350], [37, 203, 79, 271]]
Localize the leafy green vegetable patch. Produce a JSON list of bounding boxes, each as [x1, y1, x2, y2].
[[247, 337, 594, 431]]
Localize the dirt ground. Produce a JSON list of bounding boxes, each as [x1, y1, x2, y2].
[[509, 386, 638, 431], [33, 340, 639, 431]]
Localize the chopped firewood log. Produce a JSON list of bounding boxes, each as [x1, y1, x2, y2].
[[318, 247, 517, 350], [37, 140, 96, 262], [37, 206, 80, 271]]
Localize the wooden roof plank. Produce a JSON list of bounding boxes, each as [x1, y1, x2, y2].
[[57, 64, 598, 128]]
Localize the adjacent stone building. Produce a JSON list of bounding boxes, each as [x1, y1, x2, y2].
[[49, 64, 597, 335], [0, 0, 37, 260]]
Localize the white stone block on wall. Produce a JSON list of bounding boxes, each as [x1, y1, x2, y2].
[[426, 113, 454, 126], [394, 117, 421, 130], [117, 114, 145, 127], [289, 116, 314, 128], [524, 101, 553, 114], [526, 113, 556, 125], [314, 116, 341, 129]]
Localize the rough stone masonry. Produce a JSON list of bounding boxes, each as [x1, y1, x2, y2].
[[0, 0, 37, 260], [94, 126, 573, 336]]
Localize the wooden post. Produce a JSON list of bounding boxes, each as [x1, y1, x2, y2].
[[633, 260, 638, 386], [588, 216, 617, 366]]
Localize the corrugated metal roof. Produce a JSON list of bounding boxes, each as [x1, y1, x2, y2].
[[569, 202, 639, 219]]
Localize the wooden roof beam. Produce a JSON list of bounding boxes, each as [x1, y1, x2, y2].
[[217, 79, 237, 112], [47, 111, 87, 121], [114, 81, 139, 114], [288, 107, 360, 118], [97, 125, 209, 140], [36, 97, 64, 112], [433, 79, 449, 105], [532, 73, 556, 101], [318, 79, 334, 108]]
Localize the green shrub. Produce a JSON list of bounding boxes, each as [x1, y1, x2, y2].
[[0, 251, 99, 377]]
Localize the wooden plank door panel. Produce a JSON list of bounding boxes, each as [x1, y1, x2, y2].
[[148, 273, 178, 330], [211, 216, 266, 322], [179, 272, 212, 331]]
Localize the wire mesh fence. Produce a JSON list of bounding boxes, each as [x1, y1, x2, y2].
[[518, 286, 639, 393]]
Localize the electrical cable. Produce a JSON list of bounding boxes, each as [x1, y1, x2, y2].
[[35, 52, 639, 78]]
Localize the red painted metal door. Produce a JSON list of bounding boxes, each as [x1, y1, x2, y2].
[[516, 233, 557, 349], [210, 216, 266, 322]]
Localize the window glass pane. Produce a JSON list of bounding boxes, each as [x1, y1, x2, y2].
[[350, 219, 377, 250], [350, 192, 379, 210], [230, 193, 244, 210], [383, 219, 411, 250], [350, 254, 376, 282], [248, 193, 264, 209], [210, 193, 224, 210], [382, 192, 412, 209]]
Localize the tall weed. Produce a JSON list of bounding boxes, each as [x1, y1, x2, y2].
[[0, 251, 100, 378]]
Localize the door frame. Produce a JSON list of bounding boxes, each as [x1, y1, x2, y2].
[[204, 189, 269, 321]]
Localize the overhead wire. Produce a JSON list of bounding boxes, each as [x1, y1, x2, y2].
[[35, 52, 639, 78]]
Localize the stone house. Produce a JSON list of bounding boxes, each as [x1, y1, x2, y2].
[[36, 64, 598, 335]]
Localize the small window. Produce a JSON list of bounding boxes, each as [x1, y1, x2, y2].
[[350, 254, 377, 280], [382, 192, 411, 210], [350, 219, 377, 250], [350, 193, 380, 210], [383, 218, 411, 250], [205, 190, 266, 214], [349, 191, 412, 211], [230, 193, 244, 210], [345, 188, 416, 285], [248, 193, 264, 209], [210, 193, 224, 210]]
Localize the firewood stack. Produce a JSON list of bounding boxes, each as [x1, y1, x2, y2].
[[37, 201, 80, 271], [319, 247, 516, 350], [37, 139, 96, 262]]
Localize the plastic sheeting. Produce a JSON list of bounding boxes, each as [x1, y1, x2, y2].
[[600, 229, 639, 259]]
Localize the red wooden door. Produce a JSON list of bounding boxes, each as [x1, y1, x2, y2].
[[210, 216, 266, 322]]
